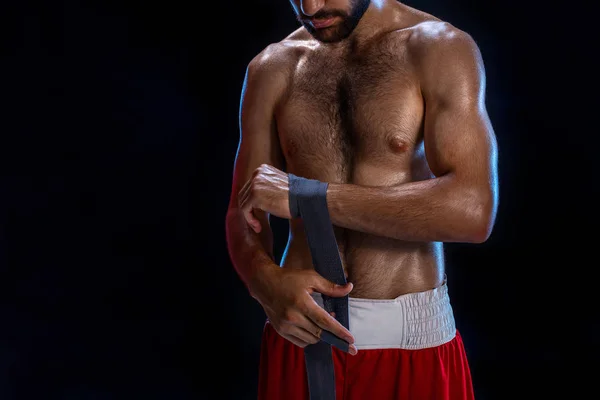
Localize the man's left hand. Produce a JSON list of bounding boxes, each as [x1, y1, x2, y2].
[[238, 164, 291, 233]]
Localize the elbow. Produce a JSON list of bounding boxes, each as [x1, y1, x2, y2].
[[468, 218, 493, 244], [463, 189, 497, 244]]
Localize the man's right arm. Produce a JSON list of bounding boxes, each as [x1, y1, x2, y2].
[[225, 45, 357, 352], [225, 45, 287, 297]]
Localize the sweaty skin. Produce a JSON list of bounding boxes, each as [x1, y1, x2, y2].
[[226, 0, 497, 348]]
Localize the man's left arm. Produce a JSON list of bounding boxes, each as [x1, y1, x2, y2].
[[326, 25, 499, 243]]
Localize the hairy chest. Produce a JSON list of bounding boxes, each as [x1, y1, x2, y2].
[[276, 47, 426, 184]]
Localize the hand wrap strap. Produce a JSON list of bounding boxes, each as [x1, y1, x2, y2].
[[288, 173, 350, 400]]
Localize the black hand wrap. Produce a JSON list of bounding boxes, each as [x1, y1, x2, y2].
[[288, 173, 350, 400]]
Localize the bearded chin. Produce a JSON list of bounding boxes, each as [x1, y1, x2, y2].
[[304, 0, 371, 43]]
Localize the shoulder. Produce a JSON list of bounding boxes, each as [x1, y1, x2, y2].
[[404, 21, 485, 101], [373, 6, 481, 70], [246, 28, 314, 82], [406, 21, 483, 75], [241, 28, 315, 106]]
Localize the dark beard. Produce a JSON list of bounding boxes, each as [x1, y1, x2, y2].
[[301, 0, 371, 43]]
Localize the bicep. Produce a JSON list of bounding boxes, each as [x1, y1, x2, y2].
[[229, 56, 286, 211], [424, 99, 496, 186], [420, 28, 497, 187]]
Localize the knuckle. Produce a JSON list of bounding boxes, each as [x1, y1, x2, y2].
[[282, 309, 295, 324], [318, 315, 331, 328], [250, 180, 261, 194], [311, 315, 324, 328], [255, 164, 269, 175], [292, 297, 305, 310], [277, 324, 290, 335]]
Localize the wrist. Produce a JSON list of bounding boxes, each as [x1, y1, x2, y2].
[[325, 182, 341, 218]]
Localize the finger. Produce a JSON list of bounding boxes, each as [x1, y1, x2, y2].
[[296, 303, 357, 354], [239, 186, 263, 234], [293, 317, 356, 355], [245, 208, 262, 233], [237, 179, 252, 208], [291, 302, 352, 349], [293, 314, 325, 341], [297, 315, 358, 355], [284, 333, 311, 348], [310, 275, 353, 298], [239, 194, 261, 233], [239, 201, 261, 233], [306, 302, 354, 344], [293, 308, 351, 352], [318, 330, 358, 355], [286, 325, 320, 345]]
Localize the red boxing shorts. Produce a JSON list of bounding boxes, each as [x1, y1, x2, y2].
[[258, 282, 475, 400]]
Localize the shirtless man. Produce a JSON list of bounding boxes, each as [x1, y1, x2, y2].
[[226, 0, 498, 398]]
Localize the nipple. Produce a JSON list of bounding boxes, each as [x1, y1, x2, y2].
[[389, 136, 408, 153]]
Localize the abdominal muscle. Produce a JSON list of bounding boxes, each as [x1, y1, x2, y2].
[[280, 221, 445, 299]]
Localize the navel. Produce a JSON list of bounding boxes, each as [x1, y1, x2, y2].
[[388, 136, 408, 153]]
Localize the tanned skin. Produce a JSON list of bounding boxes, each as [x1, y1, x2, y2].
[[226, 0, 498, 353]]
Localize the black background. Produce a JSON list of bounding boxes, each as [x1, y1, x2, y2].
[[2, 0, 598, 399]]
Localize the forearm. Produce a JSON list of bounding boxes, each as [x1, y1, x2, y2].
[[225, 208, 279, 295], [326, 175, 493, 243]]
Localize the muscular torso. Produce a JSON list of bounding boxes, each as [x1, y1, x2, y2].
[[275, 13, 445, 299]]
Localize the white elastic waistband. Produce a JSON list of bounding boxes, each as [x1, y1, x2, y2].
[[312, 283, 456, 350]]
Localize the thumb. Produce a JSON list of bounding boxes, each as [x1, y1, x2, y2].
[[244, 208, 262, 233], [312, 275, 353, 297]]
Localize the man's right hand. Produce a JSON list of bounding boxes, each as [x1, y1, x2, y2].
[[249, 266, 357, 355]]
